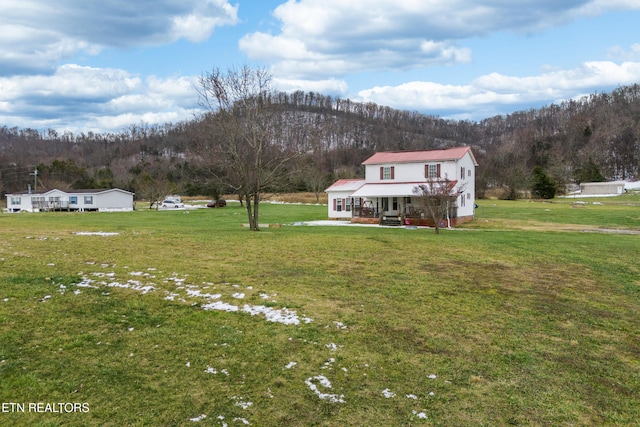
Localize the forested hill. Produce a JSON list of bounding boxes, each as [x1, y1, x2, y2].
[[1, 83, 639, 199]]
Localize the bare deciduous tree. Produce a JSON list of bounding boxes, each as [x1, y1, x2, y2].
[[413, 176, 465, 234], [195, 66, 300, 230], [134, 174, 175, 210]]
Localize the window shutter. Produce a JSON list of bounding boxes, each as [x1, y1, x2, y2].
[[390, 166, 395, 179], [436, 164, 441, 178], [380, 167, 384, 180], [425, 164, 428, 178], [342, 199, 346, 209], [333, 199, 337, 211]]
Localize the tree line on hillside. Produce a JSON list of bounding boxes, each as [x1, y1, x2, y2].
[[1, 73, 639, 203]]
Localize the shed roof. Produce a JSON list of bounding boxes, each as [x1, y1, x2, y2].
[[324, 179, 365, 193], [350, 181, 459, 198], [362, 146, 477, 166]]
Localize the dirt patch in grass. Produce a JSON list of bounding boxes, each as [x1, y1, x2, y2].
[[469, 218, 640, 234]]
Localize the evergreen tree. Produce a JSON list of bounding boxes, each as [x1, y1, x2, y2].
[[574, 157, 605, 184], [531, 166, 557, 199]]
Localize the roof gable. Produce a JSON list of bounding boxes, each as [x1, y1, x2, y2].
[[362, 146, 476, 165]]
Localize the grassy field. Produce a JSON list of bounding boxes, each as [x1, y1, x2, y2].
[[0, 196, 638, 426]]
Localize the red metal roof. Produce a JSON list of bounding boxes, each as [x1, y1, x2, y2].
[[362, 146, 476, 165], [324, 179, 365, 192]]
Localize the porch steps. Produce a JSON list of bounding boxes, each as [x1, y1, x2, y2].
[[380, 216, 402, 226]]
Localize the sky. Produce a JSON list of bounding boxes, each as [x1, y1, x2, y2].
[[1, 0, 640, 134]]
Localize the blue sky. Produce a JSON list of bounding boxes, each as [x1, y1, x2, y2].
[[1, 0, 640, 134]]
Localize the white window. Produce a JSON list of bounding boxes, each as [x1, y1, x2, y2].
[[381, 166, 394, 180], [461, 167, 465, 180], [69, 196, 78, 204], [31, 196, 45, 209], [10, 196, 21, 205], [336, 198, 342, 212], [84, 196, 94, 205], [426, 164, 441, 179]]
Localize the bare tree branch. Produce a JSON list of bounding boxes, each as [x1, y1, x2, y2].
[[193, 66, 301, 230], [413, 175, 465, 234]]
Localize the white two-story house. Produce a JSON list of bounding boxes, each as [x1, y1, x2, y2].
[[325, 146, 478, 226]]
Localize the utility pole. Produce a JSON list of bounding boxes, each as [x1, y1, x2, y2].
[[30, 168, 38, 192]]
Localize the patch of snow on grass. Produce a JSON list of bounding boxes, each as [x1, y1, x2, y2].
[[202, 301, 239, 312], [305, 375, 345, 403], [105, 279, 155, 294], [75, 278, 97, 288], [74, 269, 312, 326], [204, 366, 229, 375], [382, 388, 396, 398], [74, 275, 155, 294], [189, 414, 207, 422], [413, 410, 428, 419], [242, 304, 311, 325], [321, 358, 335, 370], [325, 342, 343, 351], [74, 231, 119, 236], [186, 288, 222, 300], [164, 292, 180, 301], [233, 396, 253, 410], [334, 321, 348, 329]]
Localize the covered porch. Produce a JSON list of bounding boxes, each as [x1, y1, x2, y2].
[[349, 183, 459, 226], [349, 183, 417, 226]]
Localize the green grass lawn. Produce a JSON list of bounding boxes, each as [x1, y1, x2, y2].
[[1, 199, 638, 426]]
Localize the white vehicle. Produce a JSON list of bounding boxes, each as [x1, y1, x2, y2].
[[161, 199, 184, 208]]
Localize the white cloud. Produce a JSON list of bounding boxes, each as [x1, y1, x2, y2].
[[239, 0, 629, 79], [575, 0, 640, 15], [0, 65, 199, 133], [357, 61, 640, 117], [0, 0, 239, 76], [608, 44, 640, 61], [171, 0, 240, 42], [273, 77, 349, 96]]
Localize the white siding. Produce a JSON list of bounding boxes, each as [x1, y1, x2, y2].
[[327, 191, 353, 219], [95, 190, 134, 211], [454, 152, 476, 218], [5, 189, 134, 212]]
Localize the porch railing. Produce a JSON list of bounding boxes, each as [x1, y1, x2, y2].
[[352, 206, 377, 218]]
